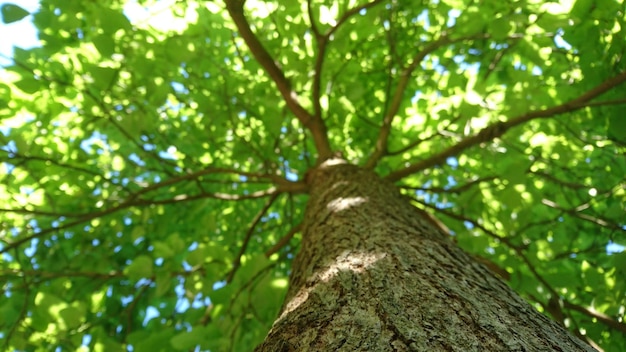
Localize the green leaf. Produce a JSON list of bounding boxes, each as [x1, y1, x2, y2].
[[1, 3, 29, 24], [263, 115, 283, 136], [155, 272, 173, 297], [129, 329, 175, 352], [604, 201, 624, 220], [97, 8, 132, 34], [153, 241, 175, 258], [490, 17, 512, 40], [167, 233, 185, 253], [125, 255, 154, 281], [93, 34, 116, 57], [0, 83, 11, 109], [131, 226, 146, 241], [502, 159, 531, 185], [235, 254, 271, 284], [165, 38, 193, 63], [608, 115, 626, 142], [13, 77, 41, 94], [186, 246, 206, 266], [59, 305, 85, 329], [544, 264, 580, 287], [205, 244, 232, 262], [499, 187, 523, 209], [612, 252, 626, 276], [170, 327, 206, 350], [0, 302, 19, 325], [570, 0, 595, 20], [89, 66, 117, 90]]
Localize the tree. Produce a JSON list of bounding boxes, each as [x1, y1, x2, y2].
[[255, 159, 597, 351], [0, 0, 624, 351]]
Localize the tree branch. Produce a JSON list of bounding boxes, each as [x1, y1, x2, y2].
[[224, 0, 332, 160], [386, 71, 626, 181], [0, 166, 306, 219], [563, 300, 626, 334], [540, 198, 625, 232], [0, 207, 85, 218], [127, 166, 304, 200], [327, 0, 386, 38], [308, 0, 386, 129], [416, 197, 626, 334], [1, 150, 106, 178], [311, 35, 327, 123], [365, 34, 453, 168], [365, 32, 495, 169], [0, 168, 303, 255], [226, 193, 279, 283], [2, 252, 31, 350], [400, 175, 498, 194], [265, 223, 302, 257]]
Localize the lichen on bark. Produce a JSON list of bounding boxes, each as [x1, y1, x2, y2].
[[256, 159, 595, 352]]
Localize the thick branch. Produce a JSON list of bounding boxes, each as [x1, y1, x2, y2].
[[225, 0, 332, 160], [386, 71, 626, 181], [306, 0, 324, 122], [311, 37, 327, 122]]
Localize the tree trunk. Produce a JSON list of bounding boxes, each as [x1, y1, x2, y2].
[[256, 159, 595, 352]]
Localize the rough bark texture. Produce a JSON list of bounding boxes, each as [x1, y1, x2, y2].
[[256, 159, 595, 352]]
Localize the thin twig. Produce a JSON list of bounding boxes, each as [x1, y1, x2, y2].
[[265, 223, 302, 257], [226, 193, 279, 283]]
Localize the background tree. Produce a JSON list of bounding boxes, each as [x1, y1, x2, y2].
[[0, 0, 625, 351]]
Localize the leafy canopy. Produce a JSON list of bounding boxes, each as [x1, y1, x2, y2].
[[0, 0, 625, 351]]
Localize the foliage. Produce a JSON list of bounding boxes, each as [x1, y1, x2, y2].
[[1, 0, 625, 351]]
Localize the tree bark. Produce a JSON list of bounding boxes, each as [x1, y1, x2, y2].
[[256, 159, 595, 352]]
